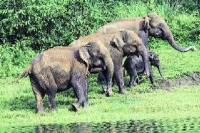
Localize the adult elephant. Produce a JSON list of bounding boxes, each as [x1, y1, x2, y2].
[[69, 30, 150, 94], [96, 13, 196, 52], [9, 41, 114, 113]]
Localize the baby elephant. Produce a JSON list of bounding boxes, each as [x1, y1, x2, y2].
[[123, 52, 164, 87], [10, 41, 114, 113]]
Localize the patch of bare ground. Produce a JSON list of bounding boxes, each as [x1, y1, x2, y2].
[[155, 72, 200, 90]]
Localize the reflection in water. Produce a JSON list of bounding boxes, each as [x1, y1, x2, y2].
[[4, 117, 200, 133]]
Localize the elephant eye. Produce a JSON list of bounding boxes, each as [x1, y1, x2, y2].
[[158, 23, 163, 28], [98, 53, 103, 57]]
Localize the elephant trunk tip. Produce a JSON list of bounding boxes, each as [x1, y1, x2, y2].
[[189, 46, 197, 51]]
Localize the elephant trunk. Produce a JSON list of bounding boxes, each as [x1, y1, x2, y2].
[[157, 65, 164, 79], [166, 33, 196, 52]]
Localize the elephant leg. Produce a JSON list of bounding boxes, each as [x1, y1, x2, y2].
[[44, 74, 58, 111], [114, 70, 125, 94], [113, 62, 125, 94], [102, 70, 113, 96], [33, 89, 45, 113], [47, 89, 57, 111], [137, 45, 150, 77], [83, 78, 89, 107], [30, 78, 45, 113], [71, 76, 88, 111], [129, 72, 138, 87], [97, 71, 106, 84], [97, 71, 113, 96], [138, 30, 149, 50], [127, 64, 138, 87], [97, 72, 107, 94]]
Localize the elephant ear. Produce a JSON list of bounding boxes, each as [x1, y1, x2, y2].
[[78, 45, 90, 64], [111, 31, 126, 51], [144, 16, 150, 30]]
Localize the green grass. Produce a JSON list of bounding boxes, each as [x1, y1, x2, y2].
[[1, 42, 200, 127]]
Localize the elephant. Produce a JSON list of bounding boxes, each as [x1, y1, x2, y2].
[[123, 51, 164, 87], [9, 41, 114, 113], [69, 30, 150, 94], [96, 13, 196, 52]]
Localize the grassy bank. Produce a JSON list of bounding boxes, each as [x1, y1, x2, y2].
[[1, 44, 200, 127], [1, 82, 200, 127]]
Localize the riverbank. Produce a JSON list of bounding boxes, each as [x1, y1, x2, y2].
[[1, 44, 200, 128], [1, 83, 200, 127]]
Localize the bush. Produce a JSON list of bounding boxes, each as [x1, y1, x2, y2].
[[0, 0, 199, 78]]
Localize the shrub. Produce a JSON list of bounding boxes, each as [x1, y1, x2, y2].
[[0, 0, 199, 78]]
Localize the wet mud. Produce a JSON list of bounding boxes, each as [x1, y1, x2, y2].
[[156, 72, 200, 90]]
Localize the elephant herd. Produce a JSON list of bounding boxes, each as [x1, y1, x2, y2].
[[12, 13, 196, 113]]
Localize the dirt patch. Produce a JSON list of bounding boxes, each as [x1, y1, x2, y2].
[[155, 72, 200, 90]]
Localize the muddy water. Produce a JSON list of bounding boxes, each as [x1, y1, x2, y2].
[[4, 117, 200, 132]]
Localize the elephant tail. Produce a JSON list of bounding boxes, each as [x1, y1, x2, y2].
[[19, 65, 31, 79], [2, 65, 31, 86]]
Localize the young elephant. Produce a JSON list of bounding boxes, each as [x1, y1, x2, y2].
[[11, 41, 114, 113], [123, 52, 164, 87]]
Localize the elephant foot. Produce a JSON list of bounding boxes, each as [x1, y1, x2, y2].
[[102, 86, 113, 96], [102, 85, 107, 93], [50, 108, 57, 112], [119, 89, 126, 94], [37, 109, 44, 114], [83, 102, 88, 108], [128, 81, 137, 87], [128, 84, 133, 88], [106, 87, 112, 97], [72, 103, 80, 112], [105, 90, 112, 97], [144, 71, 150, 77], [102, 85, 111, 96]]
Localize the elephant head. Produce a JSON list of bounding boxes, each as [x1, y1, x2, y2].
[[149, 52, 164, 79], [78, 41, 114, 94], [122, 44, 137, 56], [145, 13, 196, 52], [112, 30, 150, 76]]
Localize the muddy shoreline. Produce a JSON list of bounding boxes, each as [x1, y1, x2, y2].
[[156, 72, 200, 90]]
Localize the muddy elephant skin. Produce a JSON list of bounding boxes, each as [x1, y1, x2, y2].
[[69, 30, 150, 94], [96, 13, 196, 52], [13, 42, 114, 113]]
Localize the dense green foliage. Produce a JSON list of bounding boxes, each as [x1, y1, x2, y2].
[[0, 0, 199, 77]]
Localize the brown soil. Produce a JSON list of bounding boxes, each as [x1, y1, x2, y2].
[[156, 72, 200, 90]]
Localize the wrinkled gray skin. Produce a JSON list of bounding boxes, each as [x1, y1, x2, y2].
[[69, 30, 150, 94], [123, 52, 164, 87], [12, 42, 114, 113], [96, 13, 196, 52]]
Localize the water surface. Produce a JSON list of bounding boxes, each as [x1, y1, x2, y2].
[[2, 117, 200, 133]]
